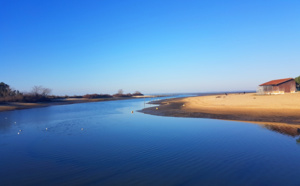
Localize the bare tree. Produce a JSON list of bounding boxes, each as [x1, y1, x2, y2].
[[31, 86, 52, 97], [117, 89, 124, 95], [41, 88, 51, 96], [31, 86, 42, 96]]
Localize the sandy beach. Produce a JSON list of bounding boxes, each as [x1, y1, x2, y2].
[[140, 93, 300, 125]]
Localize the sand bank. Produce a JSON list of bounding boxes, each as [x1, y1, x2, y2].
[[140, 93, 300, 125]]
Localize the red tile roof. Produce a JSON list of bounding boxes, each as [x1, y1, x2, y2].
[[260, 78, 294, 86]]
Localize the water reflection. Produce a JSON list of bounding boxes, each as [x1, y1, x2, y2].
[[1, 97, 300, 185], [2, 103, 300, 140], [0, 116, 13, 132], [262, 124, 300, 137], [261, 124, 300, 144]]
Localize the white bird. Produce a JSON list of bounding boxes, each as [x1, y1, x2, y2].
[[46, 128, 48, 131], [81, 128, 84, 131], [17, 132, 20, 135]]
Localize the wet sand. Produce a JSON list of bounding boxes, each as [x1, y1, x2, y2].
[[140, 93, 300, 125]]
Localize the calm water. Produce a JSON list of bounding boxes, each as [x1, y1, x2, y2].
[[1, 96, 300, 185]]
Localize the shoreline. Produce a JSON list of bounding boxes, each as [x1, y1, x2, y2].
[[139, 93, 300, 126], [0, 95, 160, 112]]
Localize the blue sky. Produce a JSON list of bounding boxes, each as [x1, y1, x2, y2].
[[1, 0, 300, 95]]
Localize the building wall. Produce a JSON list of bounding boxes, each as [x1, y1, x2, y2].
[[277, 79, 296, 93], [258, 79, 296, 94]]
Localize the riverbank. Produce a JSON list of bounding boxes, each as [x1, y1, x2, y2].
[[0, 95, 158, 112], [140, 93, 300, 125]]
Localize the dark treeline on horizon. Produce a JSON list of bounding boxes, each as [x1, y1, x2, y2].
[[0, 82, 143, 103]]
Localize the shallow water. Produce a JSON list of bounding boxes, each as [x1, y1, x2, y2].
[[1, 96, 300, 185]]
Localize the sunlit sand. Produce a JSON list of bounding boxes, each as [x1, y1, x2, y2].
[[141, 93, 300, 125]]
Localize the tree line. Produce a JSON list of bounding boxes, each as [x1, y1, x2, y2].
[[82, 90, 143, 99], [0, 82, 143, 103], [0, 82, 52, 103]]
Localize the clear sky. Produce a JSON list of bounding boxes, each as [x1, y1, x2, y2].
[[1, 0, 300, 95]]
